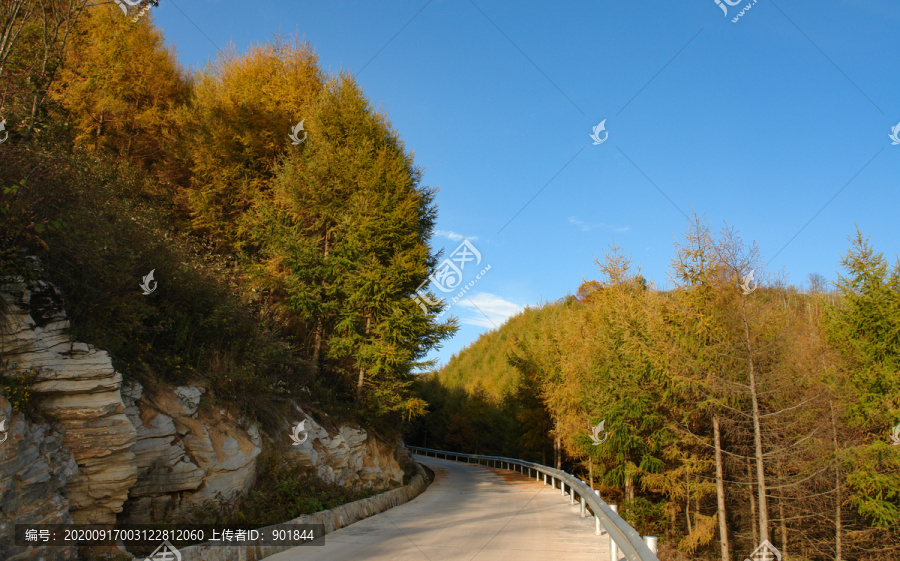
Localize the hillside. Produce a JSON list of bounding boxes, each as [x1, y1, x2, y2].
[[0, 3, 451, 559], [414, 231, 900, 561]]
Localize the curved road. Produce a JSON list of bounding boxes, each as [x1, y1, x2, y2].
[[268, 455, 611, 561]]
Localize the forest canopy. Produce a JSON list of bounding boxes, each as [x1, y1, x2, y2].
[[411, 218, 900, 561], [0, 2, 456, 429]]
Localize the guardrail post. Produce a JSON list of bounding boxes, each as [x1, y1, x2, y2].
[[560, 480, 565, 496], [580, 494, 585, 518], [543, 473, 547, 485], [609, 504, 619, 561], [594, 490, 601, 535], [570, 485, 575, 504], [643, 536, 657, 554]]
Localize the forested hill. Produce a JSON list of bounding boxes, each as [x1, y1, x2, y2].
[[411, 227, 900, 561], [435, 306, 538, 403], [0, 4, 455, 431]]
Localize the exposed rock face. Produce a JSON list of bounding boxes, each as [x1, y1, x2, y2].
[[288, 408, 406, 489], [0, 395, 78, 561], [120, 381, 262, 523], [1, 270, 415, 542], [0, 280, 137, 524]]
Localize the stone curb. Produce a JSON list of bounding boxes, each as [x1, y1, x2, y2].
[[176, 462, 432, 561]]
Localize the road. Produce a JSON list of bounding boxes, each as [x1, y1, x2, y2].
[[267, 454, 611, 561]]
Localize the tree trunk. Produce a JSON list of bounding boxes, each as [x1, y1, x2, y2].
[[742, 301, 769, 543], [685, 471, 692, 535], [312, 320, 322, 374], [748, 459, 758, 547], [714, 414, 731, 561], [312, 230, 330, 376], [831, 400, 843, 561], [554, 435, 561, 470], [0, 0, 36, 79], [778, 459, 788, 555], [589, 455, 594, 490], [24, 1, 88, 141], [356, 317, 371, 399]]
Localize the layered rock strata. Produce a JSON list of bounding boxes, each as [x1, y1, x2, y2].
[[288, 408, 407, 489], [1, 271, 418, 559], [0, 280, 137, 524], [120, 381, 262, 522], [0, 395, 79, 561]]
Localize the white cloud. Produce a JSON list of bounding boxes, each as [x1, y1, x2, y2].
[[455, 292, 524, 329], [434, 230, 478, 242], [568, 217, 629, 233]]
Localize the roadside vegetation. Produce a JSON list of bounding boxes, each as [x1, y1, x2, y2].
[[411, 219, 900, 561], [0, 2, 454, 430], [0, 0, 453, 531]]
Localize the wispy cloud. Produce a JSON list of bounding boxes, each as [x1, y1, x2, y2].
[[568, 217, 630, 233], [434, 230, 478, 242], [457, 293, 523, 329]]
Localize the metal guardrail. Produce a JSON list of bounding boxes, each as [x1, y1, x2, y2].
[[409, 446, 660, 561]]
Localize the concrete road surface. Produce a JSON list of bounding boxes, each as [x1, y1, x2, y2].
[[267, 455, 611, 561]]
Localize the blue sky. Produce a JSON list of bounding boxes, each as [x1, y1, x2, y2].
[[149, 0, 900, 368]]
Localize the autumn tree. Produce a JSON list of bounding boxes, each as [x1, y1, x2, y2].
[[54, 4, 187, 187], [825, 229, 900, 557], [178, 35, 323, 246], [248, 73, 454, 419]]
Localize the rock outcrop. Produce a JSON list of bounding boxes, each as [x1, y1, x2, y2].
[[0, 269, 417, 557], [120, 381, 262, 522], [287, 408, 407, 489], [0, 279, 137, 524], [0, 395, 79, 561]]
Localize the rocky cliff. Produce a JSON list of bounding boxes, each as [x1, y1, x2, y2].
[[287, 407, 407, 489], [0, 394, 78, 561], [0, 278, 137, 525], [0, 271, 413, 559]]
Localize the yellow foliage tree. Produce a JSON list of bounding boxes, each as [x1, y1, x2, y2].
[[55, 5, 186, 181], [177, 34, 323, 246]]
